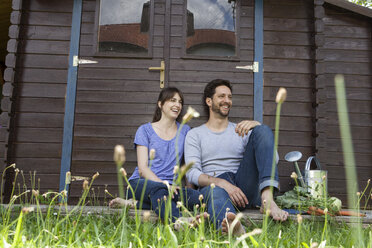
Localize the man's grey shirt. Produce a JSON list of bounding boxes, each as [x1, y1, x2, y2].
[[185, 122, 251, 187]]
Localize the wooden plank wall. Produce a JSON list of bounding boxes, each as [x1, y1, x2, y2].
[[0, 0, 12, 64], [68, 0, 166, 202], [1, 0, 23, 202], [316, 4, 372, 203], [2, 0, 72, 198], [263, 0, 316, 193]]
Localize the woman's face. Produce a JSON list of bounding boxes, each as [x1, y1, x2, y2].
[[159, 93, 183, 120]]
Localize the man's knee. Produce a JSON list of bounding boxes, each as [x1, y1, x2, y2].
[[251, 124, 273, 141], [202, 186, 230, 204]]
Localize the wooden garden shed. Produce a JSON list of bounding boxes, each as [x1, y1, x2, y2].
[[0, 0, 371, 205]]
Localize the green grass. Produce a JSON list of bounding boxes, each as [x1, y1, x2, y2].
[[0, 204, 371, 248]]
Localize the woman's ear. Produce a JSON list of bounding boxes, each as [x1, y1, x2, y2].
[[158, 101, 162, 109]]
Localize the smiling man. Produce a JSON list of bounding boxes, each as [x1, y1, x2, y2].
[[185, 79, 288, 235]]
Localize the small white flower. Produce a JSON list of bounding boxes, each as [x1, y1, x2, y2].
[[182, 106, 200, 123]]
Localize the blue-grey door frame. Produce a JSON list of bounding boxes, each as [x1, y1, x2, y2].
[[59, 0, 83, 198], [254, 0, 263, 123]]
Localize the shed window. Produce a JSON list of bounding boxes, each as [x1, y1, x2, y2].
[[98, 0, 151, 54], [186, 0, 237, 57]]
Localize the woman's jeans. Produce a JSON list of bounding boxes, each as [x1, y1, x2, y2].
[[127, 179, 201, 223], [200, 125, 279, 228]]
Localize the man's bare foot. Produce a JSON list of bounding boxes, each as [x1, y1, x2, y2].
[[260, 188, 288, 221], [109, 197, 137, 208], [221, 212, 246, 236], [174, 212, 209, 231]]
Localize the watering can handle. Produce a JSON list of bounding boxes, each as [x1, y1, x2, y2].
[[305, 156, 322, 171]]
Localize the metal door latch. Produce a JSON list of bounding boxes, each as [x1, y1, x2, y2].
[[149, 60, 165, 88], [73, 55, 98, 67], [236, 61, 259, 73]]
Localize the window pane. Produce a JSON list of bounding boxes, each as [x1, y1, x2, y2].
[[186, 0, 237, 57], [99, 0, 150, 54]]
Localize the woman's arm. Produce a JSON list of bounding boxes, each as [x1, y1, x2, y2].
[[137, 145, 163, 182]]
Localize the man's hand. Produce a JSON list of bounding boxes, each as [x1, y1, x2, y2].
[[235, 120, 260, 137], [218, 179, 248, 208]]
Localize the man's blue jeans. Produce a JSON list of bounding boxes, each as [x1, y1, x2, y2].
[[200, 125, 279, 228], [128, 179, 201, 223]]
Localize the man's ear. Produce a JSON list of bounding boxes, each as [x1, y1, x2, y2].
[[206, 97, 212, 107]]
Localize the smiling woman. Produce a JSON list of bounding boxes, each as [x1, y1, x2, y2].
[[98, 0, 152, 54], [186, 0, 238, 57]]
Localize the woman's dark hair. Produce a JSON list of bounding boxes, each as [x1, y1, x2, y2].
[[203, 79, 232, 116], [152, 87, 184, 122]]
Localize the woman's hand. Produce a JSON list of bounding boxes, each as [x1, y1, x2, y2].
[[170, 185, 181, 199]]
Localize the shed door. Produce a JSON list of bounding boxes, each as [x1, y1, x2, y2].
[[70, 0, 254, 200]]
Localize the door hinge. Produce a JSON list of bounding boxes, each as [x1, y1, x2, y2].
[[236, 61, 259, 73], [73, 55, 98, 67]]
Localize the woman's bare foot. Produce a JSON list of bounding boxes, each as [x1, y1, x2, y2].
[[260, 188, 288, 221], [221, 212, 246, 236], [109, 197, 137, 208], [174, 212, 209, 231]]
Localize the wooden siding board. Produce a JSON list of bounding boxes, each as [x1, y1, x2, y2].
[[264, 59, 313, 73], [22, 12, 72, 26], [264, 18, 314, 32], [264, 45, 312, 59], [324, 37, 371, 51], [264, 31, 312, 46]]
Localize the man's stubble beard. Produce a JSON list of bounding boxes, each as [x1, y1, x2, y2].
[[211, 101, 230, 117]]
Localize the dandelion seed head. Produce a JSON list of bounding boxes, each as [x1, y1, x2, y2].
[[120, 168, 127, 177], [32, 189, 39, 197], [290, 172, 298, 180], [149, 149, 156, 160], [180, 161, 195, 174], [162, 180, 170, 190], [92, 172, 99, 180], [210, 183, 215, 189], [198, 194, 203, 201], [182, 106, 200, 123], [22, 206, 34, 214], [15, 168, 19, 173], [176, 201, 182, 208], [83, 180, 89, 191], [114, 145, 126, 165], [357, 192, 361, 196], [143, 210, 151, 221], [297, 214, 303, 224], [310, 242, 318, 248], [173, 165, 179, 174], [275, 87, 287, 103]]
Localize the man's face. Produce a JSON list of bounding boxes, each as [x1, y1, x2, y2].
[[208, 85, 232, 117]]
